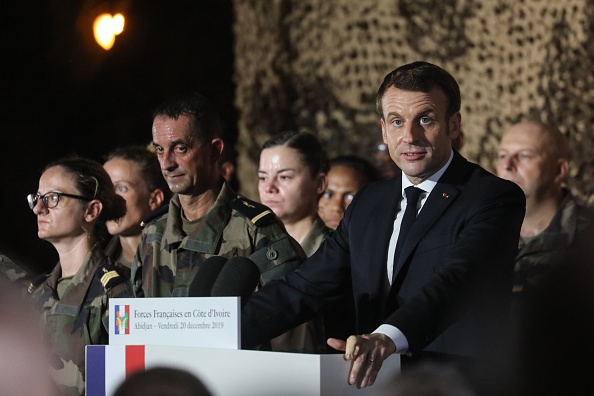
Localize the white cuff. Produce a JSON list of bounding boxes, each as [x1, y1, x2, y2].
[[373, 324, 409, 353]]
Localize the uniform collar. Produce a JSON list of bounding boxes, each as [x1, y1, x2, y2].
[[162, 181, 235, 253]]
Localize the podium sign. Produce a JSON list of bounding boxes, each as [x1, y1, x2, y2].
[[86, 345, 401, 396], [96, 298, 402, 395], [108, 297, 240, 349]]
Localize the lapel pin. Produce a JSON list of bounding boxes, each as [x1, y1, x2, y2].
[[442, 193, 449, 198]]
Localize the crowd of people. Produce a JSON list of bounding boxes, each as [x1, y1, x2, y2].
[[2, 61, 594, 396]]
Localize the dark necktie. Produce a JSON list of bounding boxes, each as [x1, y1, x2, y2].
[[392, 186, 424, 281]]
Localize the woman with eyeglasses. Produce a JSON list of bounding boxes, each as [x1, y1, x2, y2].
[[27, 156, 133, 396]]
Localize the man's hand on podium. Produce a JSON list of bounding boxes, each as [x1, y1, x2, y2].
[[327, 334, 396, 389]]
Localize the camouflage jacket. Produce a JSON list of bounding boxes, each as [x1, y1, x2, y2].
[[103, 236, 131, 280], [300, 216, 332, 257], [132, 182, 305, 297], [269, 215, 332, 353], [0, 253, 31, 291], [131, 182, 327, 353], [514, 190, 594, 293], [30, 244, 133, 396]]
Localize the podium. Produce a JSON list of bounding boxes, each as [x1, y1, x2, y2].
[[86, 344, 400, 396], [88, 297, 400, 395]]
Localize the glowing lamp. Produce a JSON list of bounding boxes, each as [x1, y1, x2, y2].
[[93, 13, 125, 50]]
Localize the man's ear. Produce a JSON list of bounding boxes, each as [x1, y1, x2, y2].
[[316, 173, 328, 195], [380, 119, 388, 144], [220, 161, 236, 181], [148, 189, 165, 211], [448, 112, 462, 141], [211, 138, 224, 165], [84, 200, 103, 222], [555, 158, 569, 184]]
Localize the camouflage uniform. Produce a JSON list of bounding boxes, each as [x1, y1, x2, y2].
[[132, 182, 326, 352], [511, 194, 594, 393], [278, 215, 337, 352], [514, 190, 594, 294], [132, 182, 306, 297], [30, 243, 133, 396], [300, 216, 332, 257], [0, 253, 31, 288], [104, 205, 171, 282], [103, 236, 131, 280]]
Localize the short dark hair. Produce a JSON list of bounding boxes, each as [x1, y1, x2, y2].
[[376, 61, 461, 120], [262, 130, 329, 178], [105, 145, 172, 202], [330, 155, 379, 184], [152, 92, 222, 141]]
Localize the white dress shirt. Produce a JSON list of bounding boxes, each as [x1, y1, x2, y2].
[[374, 151, 454, 353]]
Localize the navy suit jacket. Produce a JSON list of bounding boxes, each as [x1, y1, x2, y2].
[[242, 152, 525, 359]]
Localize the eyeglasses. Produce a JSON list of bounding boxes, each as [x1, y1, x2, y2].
[[27, 191, 93, 210]]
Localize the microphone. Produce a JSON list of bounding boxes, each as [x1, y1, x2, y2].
[[188, 255, 227, 297], [211, 256, 261, 307]]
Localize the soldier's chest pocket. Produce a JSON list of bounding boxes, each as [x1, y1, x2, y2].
[[220, 238, 252, 253], [415, 235, 452, 255], [51, 303, 102, 346]]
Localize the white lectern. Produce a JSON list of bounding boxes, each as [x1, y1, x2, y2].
[[86, 297, 400, 395], [86, 345, 400, 396]]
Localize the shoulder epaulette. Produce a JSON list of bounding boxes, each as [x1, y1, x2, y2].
[[232, 197, 275, 226], [96, 259, 126, 291], [140, 204, 169, 229], [27, 272, 50, 294]]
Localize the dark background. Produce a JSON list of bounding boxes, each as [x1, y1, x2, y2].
[[1, 1, 235, 275]]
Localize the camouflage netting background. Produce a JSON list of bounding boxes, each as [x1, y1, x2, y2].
[[233, 0, 594, 204]]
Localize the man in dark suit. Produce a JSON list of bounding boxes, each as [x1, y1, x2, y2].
[[241, 61, 526, 390]]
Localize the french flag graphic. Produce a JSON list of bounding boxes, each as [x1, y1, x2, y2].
[[114, 305, 130, 335], [86, 345, 145, 396]]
